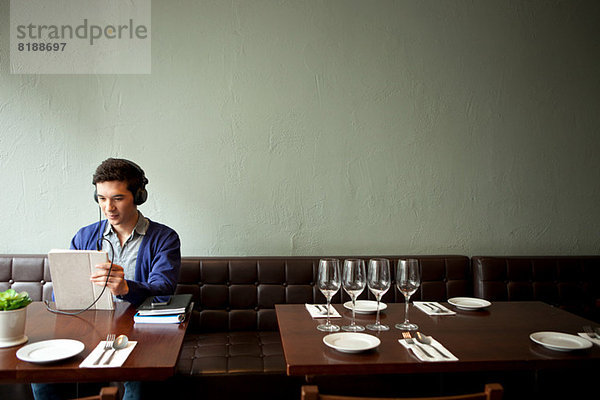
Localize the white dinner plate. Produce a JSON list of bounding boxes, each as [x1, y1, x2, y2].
[[343, 300, 387, 314], [323, 332, 381, 353], [530, 331, 592, 352], [16, 339, 85, 363], [447, 297, 491, 310]]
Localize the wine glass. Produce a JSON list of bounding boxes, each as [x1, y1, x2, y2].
[[341, 259, 366, 332], [366, 258, 391, 331], [316, 258, 341, 332], [395, 259, 421, 331]]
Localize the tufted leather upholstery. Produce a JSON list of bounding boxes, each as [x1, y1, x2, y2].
[[472, 256, 600, 322], [176, 331, 286, 375], [0, 255, 53, 302], [174, 256, 471, 333], [173, 255, 470, 380]]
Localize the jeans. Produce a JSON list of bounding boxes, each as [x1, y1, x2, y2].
[[31, 381, 141, 400]]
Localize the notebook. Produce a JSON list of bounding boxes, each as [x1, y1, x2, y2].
[[47, 249, 114, 310], [136, 294, 193, 315]]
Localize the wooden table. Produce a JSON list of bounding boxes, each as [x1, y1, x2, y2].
[[276, 301, 600, 377], [0, 302, 189, 384]]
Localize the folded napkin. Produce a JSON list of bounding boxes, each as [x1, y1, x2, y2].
[[399, 336, 458, 362], [79, 341, 137, 368], [414, 302, 456, 316], [305, 304, 341, 319], [578, 333, 600, 346]]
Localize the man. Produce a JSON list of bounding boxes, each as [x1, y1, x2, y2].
[[74, 158, 181, 306], [32, 158, 181, 400]]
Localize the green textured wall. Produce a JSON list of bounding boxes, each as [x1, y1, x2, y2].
[[1, 1, 599, 256]]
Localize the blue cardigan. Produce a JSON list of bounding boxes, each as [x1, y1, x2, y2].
[[70, 219, 181, 306]]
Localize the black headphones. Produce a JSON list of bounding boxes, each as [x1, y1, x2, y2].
[[93, 159, 149, 206]]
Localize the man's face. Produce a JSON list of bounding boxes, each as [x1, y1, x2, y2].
[[95, 180, 138, 229]]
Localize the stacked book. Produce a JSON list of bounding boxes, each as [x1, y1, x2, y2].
[[133, 294, 193, 324]]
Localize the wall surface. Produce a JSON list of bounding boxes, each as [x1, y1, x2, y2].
[[1, 0, 599, 256]]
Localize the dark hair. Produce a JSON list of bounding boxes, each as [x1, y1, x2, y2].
[[92, 158, 148, 196]]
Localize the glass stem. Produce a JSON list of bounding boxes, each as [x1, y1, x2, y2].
[[375, 295, 381, 326], [326, 297, 331, 326], [351, 296, 356, 326], [404, 295, 410, 324]]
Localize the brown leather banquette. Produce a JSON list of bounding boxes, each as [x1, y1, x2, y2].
[[0, 254, 471, 399], [472, 256, 600, 323], [3, 254, 599, 399]]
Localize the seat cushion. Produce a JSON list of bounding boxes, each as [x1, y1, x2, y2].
[[177, 331, 286, 375]]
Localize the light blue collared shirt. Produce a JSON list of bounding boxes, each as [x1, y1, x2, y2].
[[102, 211, 149, 299]]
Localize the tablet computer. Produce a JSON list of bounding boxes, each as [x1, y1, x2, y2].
[[48, 249, 114, 310]]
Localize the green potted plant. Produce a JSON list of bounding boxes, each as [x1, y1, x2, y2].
[[0, 289, 33, 348]]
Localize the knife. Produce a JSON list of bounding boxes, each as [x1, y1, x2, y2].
[[425, 302, 449, 314]]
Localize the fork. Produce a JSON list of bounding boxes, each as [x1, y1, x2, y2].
[[402, 331, 433, 359], [314, 305, 328, 314], [423, 302, 446, 314], [583, 326, 598, 339], [93, 333, 115, 365]]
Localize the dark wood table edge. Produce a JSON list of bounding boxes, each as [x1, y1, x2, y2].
[[276, 302, 600, 377], [0, 302, 189, 384], [286, 357, 600, 377]]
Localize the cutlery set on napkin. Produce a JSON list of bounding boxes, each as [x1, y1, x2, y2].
[[79, 339, 137, 368], [579, 325, 600, 346], [305, 304, 341, 318], [413, 302, 456, 316], [399, 332, 458, 362], [579, 335, 600, 346]]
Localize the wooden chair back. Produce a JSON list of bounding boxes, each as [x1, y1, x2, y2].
[[301, 383, 503, 400], [70, 386, 119, 400]]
